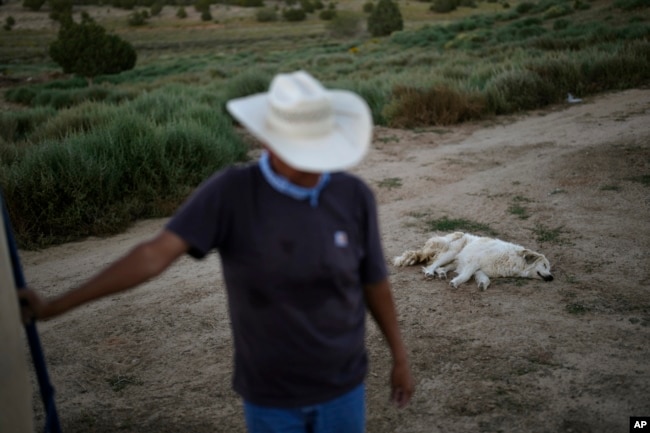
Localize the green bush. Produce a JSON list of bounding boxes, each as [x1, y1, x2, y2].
[[236, 0, 263, 6], [485, 69, 555, 114], [22, 0, 45, 11], [553, 18, 570, 30], [367, 0, 403, 36], [543, 4, 572, 19], [128, 11, 148, 25], [50, 14, 137, 83], [29, 102, 118, 142], [0, 107, 56, 142], [319, 8, 337, 20], [338, 79, 390, 124], [383, 85, 486, 127], [327, 14, 361, 37], [614, 0, 650, 10], [580, 41, 650, 92], [515, 1, 534, 13], [1, 95, 247, 248], [4, 16, 16, 30], [256, 7, 278, 21], [283, 7, 307, 21], [223, 70, 272, 104], [300, 0, 315, 13], [194, 0, 209, 12], [150, 2, 163, 15], [362, 1, 373, 13], [48, 0, 73, 21], [176, 6, 187, 18], [431, 0, 457, 13], [201, 10, 212, 20], [573, 0, 590, 11]]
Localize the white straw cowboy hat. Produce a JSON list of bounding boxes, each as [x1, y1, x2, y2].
[[226, 70, 373, 172]]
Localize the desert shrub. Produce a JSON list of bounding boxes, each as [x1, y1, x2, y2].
[[128, 10, 148, 25], [573, 0, 590, 10], [176, 6, 187, 17], [0, 107, 56, 142], [431, 0, 457, 13], [194, 0, 209, 12], [256, 7, 278, 21], [201, 9, 212, 20], [495, 17, 546, 42], [526, 55, 583, 98], [543, 4, 572, 19], [150, 1, 163, 15], [614, 0, 650, 10], [28, 102, 117, 142], [22, 0, 45, 11], [4, 16, 15, 30], [48, 0, 73, 21], [363, 1, 373, 13], [367, 0, 403, 36], [458, 0, 476, 7], [223, 70, 272, 106], [236, 0, 263, 6], [515, 1, 534, 13], [383, 85, 486, 128], [485, 69, 555, 114], [283, 7, 306, 21], [580, 42, 650, 92], [553, 18, 570, 30], [32, 89, 74, 109], [5, 87, 37, 105], [391, 23, 453, 48], [448, 14, 494, 32], [327, 13, 361, 36], [528, 0, 554, 13], [319, 8, 336, 20], [300, 0, 314, 13], [342, 80, 390, 124], [50, 14, 137, 83], [0, 98, 247, 248]]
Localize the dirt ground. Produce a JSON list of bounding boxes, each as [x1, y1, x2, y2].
[[19, 88, 650, 433]]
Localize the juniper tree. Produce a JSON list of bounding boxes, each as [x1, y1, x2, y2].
[[49, 13, 136, 85], [367, 0, 403, 37]]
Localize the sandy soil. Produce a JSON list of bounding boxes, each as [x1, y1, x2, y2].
[[19, 88, 650, 433]]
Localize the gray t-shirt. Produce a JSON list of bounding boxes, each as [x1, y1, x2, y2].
[[166, 163, 388, 407]]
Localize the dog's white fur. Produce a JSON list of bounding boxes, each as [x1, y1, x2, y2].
[[393, 232, 553, 290]]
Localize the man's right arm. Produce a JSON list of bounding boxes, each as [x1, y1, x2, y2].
[[19, 229, 189, 322]]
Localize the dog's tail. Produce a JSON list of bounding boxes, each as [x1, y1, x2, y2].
[[393, 250, 429, 267]]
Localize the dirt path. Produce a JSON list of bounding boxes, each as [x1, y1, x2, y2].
[[20, 88, 650, 433]]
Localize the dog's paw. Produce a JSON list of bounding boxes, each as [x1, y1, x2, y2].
[[422, 267, 436, 279], [449, 280, 459, 289], [435, 269, 447, 279], [477, 282, 489, 291]]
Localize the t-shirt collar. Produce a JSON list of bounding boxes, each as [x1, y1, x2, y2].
[[258, 151, 330, 207]]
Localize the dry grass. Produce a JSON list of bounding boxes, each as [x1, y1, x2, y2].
[[383, 84, 487, 128]]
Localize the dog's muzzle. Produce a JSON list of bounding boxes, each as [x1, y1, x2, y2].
[[538, 272, 554, 281]]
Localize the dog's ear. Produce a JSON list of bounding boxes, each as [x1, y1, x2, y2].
[[522, 250, 539, 264]]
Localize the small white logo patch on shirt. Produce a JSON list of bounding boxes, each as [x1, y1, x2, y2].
[[334, 231, 348, 248]]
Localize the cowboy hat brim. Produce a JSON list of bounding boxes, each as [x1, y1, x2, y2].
[[227, 90, 372, 173]]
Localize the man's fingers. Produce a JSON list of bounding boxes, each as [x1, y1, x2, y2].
[[18, 290, 39, 324], [391, 387, 412, 408]]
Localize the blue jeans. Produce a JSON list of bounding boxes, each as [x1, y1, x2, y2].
[[243, 384, 366, 433]]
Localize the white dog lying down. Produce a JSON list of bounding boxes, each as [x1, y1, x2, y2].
[[393, 232, 553, 290]]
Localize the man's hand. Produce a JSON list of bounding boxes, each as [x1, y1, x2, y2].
[[391, 359, 415, 408], [18, 289, 50, 324]]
